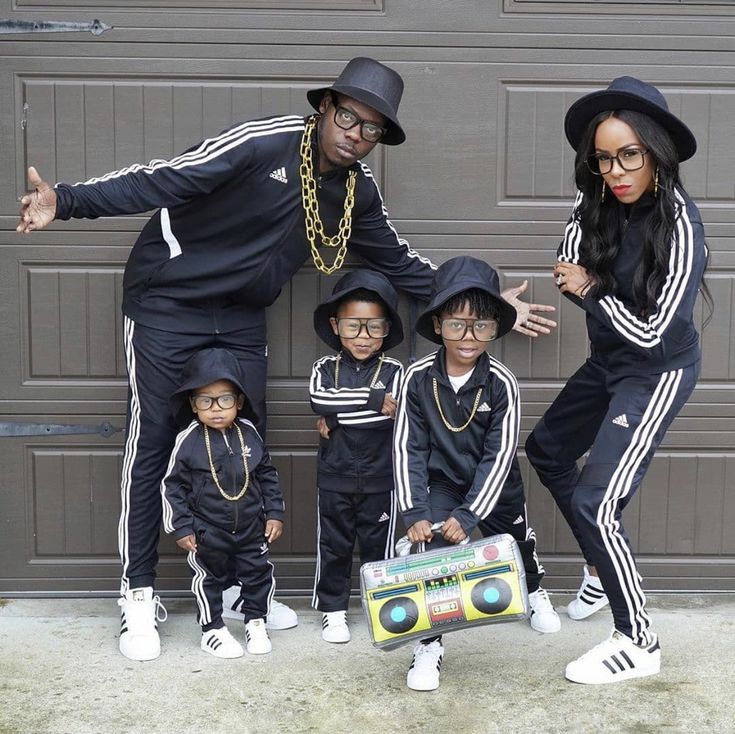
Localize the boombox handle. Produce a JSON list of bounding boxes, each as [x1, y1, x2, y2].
[[394, 522, 470, 558]]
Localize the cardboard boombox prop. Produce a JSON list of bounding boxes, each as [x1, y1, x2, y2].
[[360, 527, 528, 650]]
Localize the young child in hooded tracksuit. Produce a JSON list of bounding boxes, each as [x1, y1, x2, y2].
[[309, 270, 404, 643], [393, 256, 560, 692], [161, 348, 285, 659]]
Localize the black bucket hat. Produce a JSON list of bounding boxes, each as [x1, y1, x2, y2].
[[564, 76, 697, 162], [307, 57, 406, 146], [170, 348, 257, 429], [313, 269, 404, 352], [416, 257, 517, 345]]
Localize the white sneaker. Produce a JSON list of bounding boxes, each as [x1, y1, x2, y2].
[[221, 586, 298, 630], [200, 626, 244, 659], [321, 611, 351, 643], [267, 599, 298, 630], [565, 630, 661, 685], [528, 588, 561, 633], [567, 565, 609, 620], [118, 586, 167, 661], [245, 618, 272, 655], [406, 640, 444, 691]]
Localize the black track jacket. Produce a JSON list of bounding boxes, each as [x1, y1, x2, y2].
[[558, 187, 707, 373], [310, 350, 403, 494], [393, 349, 523, 534], [161, 418, 284, 541], [53, 115, 435, 334]]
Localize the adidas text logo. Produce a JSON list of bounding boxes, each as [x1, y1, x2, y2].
[[477, 402, 491, 412], [612, 414, 630, 428], [378, 512, 390, 523], [269, 166, 288, 184]]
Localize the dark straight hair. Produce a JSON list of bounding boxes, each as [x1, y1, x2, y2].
[[573, 109, 712, 324]]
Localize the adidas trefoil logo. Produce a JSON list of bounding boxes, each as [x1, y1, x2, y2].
[[269, 166, 288, 184], [373, 380, 386, 390], [612, 414, 630, 428], [378, 512, 390, 523], [477, 402, 491, 413]]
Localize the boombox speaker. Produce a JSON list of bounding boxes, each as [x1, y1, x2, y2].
[[360, 528, 528, 650]]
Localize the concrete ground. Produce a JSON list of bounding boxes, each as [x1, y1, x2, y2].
[[1, 594, 734, 734]]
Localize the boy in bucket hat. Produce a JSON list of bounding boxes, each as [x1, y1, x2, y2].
[[161, 348, 285, 658], [310, 269, 405, 644], [393, 256, 560, 691]]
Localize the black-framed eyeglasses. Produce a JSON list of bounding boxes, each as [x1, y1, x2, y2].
[[439, 318, 498, 342], [332, 105, 387, 143], [333, 317, 391, 339], [191, 393, 238, 411], [586, 147, 649, 176]]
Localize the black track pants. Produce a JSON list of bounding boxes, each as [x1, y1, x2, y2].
[[526, 357, 699, 644], [312, 489, 396, 612], [187, 520, 275, 631]]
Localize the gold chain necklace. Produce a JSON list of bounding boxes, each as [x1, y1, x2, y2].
[[203, 423, 250, 502], [334, 352, 385, 389], [299, 115, 357, 275], [432, 378, 483, 433]]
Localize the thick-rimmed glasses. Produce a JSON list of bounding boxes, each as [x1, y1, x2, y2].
[[439, 318, 498, 342], [191, 393, 237, 411], [332, 105, 387, 143], [586, 147, 649, 176], [333, 317, 391, 339]]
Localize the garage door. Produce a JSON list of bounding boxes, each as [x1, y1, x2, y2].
[[1, 0, 733, 595]]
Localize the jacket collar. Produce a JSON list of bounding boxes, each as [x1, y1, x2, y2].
[[338, 349, 384, 369], [429, 348, 489, 390]]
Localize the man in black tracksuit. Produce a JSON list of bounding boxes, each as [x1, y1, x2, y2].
[[17, 58, 553, 661], [309, 270, 404, 643], [162, 348, 283, 658]]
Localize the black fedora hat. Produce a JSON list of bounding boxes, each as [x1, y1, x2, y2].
[[416, 257, 517, 345], [564, 76, 697, 162], [307, 57, 406, 146], [313, 269, 404, 351]]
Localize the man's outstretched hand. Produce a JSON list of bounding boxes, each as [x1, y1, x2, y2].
[[17, 167, 57, 234], [502, 279, 557, 338]]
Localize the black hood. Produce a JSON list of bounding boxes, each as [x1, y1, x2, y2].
[[415, 257, 517, 344], [313, 269, 404, 351], [169, 348, 258, 429]]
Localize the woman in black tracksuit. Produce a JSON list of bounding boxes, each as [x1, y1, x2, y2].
[[525, 77, 711, 685]]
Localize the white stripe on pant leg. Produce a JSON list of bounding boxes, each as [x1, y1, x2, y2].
[[596, 369, 682, 644], [187, 551, 212, 626], [602, 370, 680, 641], [119, 316, 142, 596], [311, 490, 322, 609], [265, 558, 276, 618], [383, 491, 398, 560], [597, 370, 679, 640]]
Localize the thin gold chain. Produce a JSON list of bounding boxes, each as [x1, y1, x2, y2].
[[432, 378, 483, 433], [203, 423, 250, 502], [299, 115, 356, 275], [334, 352, 385, 389]]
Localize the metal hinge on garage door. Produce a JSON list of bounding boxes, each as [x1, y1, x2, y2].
[[0, 19, 111, 35], [0, 421, 123, 438]]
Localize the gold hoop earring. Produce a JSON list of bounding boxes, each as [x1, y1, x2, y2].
[[654, 168, 659, 196], [601, 182, 606, 203]]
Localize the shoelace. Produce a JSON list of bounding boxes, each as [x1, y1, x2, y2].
[[153, 595, 168, 623]]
